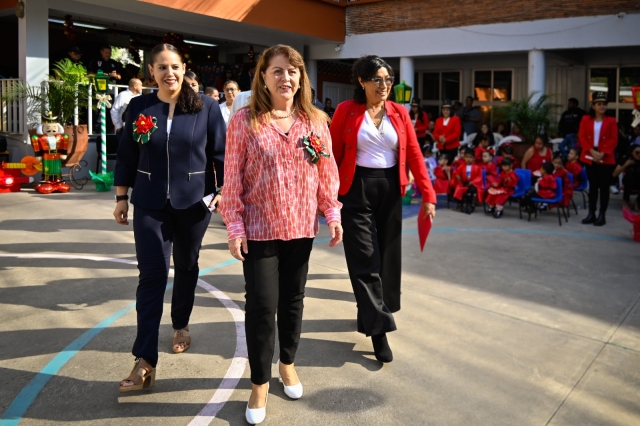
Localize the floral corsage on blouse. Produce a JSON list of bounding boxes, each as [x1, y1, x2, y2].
[[133, 114, 158, 144], [303, 132, 330, 164]]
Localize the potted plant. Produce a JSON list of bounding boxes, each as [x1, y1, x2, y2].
[[5, 58, 91, 167], [494, 93, 560, 158]]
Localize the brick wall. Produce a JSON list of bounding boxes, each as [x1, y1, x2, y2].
[[346, 0, 640, 34]]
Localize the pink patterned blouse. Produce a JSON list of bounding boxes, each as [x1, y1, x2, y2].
[[221, 109, 341, 241]]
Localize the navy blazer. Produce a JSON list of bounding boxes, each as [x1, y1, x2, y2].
[[114, 92, 226, 210]]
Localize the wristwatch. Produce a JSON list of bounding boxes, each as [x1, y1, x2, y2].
[[115, 194, 129, 202]]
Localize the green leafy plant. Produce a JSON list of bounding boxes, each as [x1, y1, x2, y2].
[[3, 58, 90, 128], [494, 93, 561, 144]]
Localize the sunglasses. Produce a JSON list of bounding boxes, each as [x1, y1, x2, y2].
[[368, 77, 395, 87]]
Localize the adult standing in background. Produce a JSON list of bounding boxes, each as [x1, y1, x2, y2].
[[111, 78, 142, 140], [184, 71, 200, 93], [579, 91, 618, 226], [113, 43, 226, 393], [409, 98, 429, 147], [88, 45, 122, 84], [558, 98, 586, 158], [204, 86, 220, 102], [222, 44, 342, 425], [220, 80, 241, 125], [324, 98, 335, 119], [66, 45, 83, 65], [432, 101, 462, 164], [459, 96, 481, 140], [311, 88, 324, 110], [330, 55, 436, 364]]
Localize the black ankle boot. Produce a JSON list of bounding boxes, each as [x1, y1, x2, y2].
[[594, 212, 606, 226], [582, 211, 596, 224], [371, 333, 393, 363]]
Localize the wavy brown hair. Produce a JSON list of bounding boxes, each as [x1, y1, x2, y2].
[[150, 44, 203, 114], [247, 44, 326, 130]]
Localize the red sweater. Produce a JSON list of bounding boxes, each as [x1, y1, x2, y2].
[[536, 174, 557, 199], [433, 116, 461, 151], [412, 111, 429, 139], [565, 160, 582, 188], [330, 100, 436, 203], [578, 115, 618, 165]]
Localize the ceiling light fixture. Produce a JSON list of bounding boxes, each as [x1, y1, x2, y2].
[[48, 18, 107, 30], [185, 40, 217, 47]]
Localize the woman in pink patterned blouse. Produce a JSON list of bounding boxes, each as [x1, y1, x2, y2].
[[221, 44, 343, 425]]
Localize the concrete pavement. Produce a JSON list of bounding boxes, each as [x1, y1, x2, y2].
[[0, 184, 639, 425]]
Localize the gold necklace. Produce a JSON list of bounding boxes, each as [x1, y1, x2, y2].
[[272, 108, 296, 120]]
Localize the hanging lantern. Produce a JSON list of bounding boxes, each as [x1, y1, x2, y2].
[[393, 80, 413, 104], [93, 70, 110, 94]]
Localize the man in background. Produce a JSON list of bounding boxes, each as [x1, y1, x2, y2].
[[205, 87, 220, 102], [111, 78, 142, 139], [88, 45, 122, 84], [558, 97, 586, 158]]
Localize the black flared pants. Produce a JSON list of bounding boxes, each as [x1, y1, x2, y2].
[[339, 166, 401, 337], [243, 238, 314, 385], [586, 164, 616, 214], [132, 201, 211, 367]]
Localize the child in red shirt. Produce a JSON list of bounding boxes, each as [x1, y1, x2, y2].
[[552, 155, 573, 208], [486, 157, 519, 218], [522, 162, 557, 212], [495, 144, 520, 169], [565, 147, 582, 189], [451, 147, 483, 214], [480, 151, 499, 187], [474, 138, 491, 165], [433, 153, 452, 194]]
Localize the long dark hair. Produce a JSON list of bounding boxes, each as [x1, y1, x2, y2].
[[410, 104, 425, 123], [351, 55, 394, 104], [150, 44, 203, 114]]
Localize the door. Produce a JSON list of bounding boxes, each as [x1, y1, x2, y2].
[[322, 82, 353, 108]]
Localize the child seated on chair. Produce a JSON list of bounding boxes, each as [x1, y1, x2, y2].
[[552, 155, 573, 208], [474, 137, 491, 165], [521, 162, 557, 213], [451, 147, 483, 214], [452, 149, 466, 171], [433, 153, 451, 194], [495, 144, 520, 169], [480, 150, 499, 186], [565, 147, 582, 189], [412, 145, 437, 198], [486, 157, 519, 218]]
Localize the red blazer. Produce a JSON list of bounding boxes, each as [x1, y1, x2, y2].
[[452, 164, 484, 202], [578, 115, 617, 165], [553, 168, 573, 207], [536, 174, 557, 199], [433, 116, 461, 151], [413, 111, 429, 139], [481, 162, 499, 185], [330, 100, 436, 203]]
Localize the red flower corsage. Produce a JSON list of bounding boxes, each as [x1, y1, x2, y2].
[[303, 132, 330, 164], [133, 114, 158, 144]]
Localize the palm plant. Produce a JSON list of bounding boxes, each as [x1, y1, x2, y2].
[[494, 93, 560, 144], [4, 58, 90, 128]]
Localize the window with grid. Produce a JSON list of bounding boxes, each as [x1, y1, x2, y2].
[[589, 67, 640, 130]]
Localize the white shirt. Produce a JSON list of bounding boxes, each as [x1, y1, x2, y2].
[[466, 165, 472, 178], [356, 112, 398, 168], [230, 91, 252, 117], [594, 121, 603, 148], [167, 119, 173, 134], [220, 103, 231, 125], [110, 89, 140, 130]]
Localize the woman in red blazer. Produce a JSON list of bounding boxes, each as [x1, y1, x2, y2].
[[432, 101, 461, 165], [410, 98, 429, 147], [578, 91, 618, 226], [330, 55, 436, 363]]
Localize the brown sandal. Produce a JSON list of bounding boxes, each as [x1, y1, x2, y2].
[[119, 358, 155, 393], [172, 327, 191, 353]]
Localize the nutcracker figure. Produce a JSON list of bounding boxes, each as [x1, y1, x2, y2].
[[30, 111, 71, 193]]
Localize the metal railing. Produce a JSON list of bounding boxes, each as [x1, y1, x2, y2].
[[88, 84, 158, 135], [0, 79, 26, 135]]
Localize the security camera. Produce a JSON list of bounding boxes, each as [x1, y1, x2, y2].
[[335, 44, 342, 52]]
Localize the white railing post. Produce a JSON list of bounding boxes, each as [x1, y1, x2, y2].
[[88, 83, 93, 135], [74, 83, 79, 126]]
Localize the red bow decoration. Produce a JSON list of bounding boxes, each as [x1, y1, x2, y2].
[[303, 132, 330, 164], [133, 114, 158, 144]]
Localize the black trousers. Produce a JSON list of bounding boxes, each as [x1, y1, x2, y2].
[[132, 200, 211, 367], [339, 166, 401, 337], [586, 164, 616, 213], [243, 238, 314, 385]]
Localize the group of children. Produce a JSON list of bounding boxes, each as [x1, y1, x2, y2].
[[421, 142, 585, 219]]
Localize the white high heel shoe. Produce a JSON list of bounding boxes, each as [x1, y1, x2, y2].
[[245, 383, 269, 424], [278, 360, 303, 400]]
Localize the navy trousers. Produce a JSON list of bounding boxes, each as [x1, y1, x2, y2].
[[132, 200, 211, 367]]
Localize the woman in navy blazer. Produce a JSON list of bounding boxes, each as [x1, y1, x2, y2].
[[330, 56, 436, 363], [114, 43, 226, 392]]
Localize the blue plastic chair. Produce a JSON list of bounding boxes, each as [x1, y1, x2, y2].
[[574, 167, 589, 209], [529, 177, 568, 226], [510, 169, 532, 219]]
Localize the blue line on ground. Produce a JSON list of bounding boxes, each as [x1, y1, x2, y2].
[[1, 235, 336, 425]]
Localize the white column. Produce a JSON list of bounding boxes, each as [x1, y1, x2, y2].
[[528, 49, 545, 104], [399, 56, 414, 109], [307, 59, 318, 98], [19, 0, 50, 87]]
